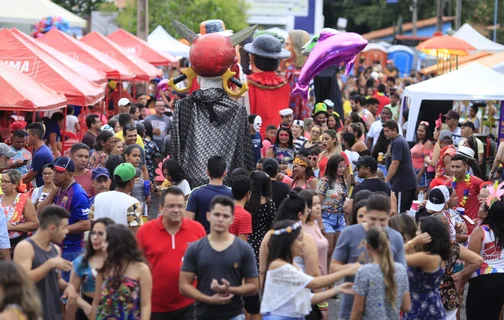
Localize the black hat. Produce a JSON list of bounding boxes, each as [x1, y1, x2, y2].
[[244, 35, 291, 59], [461, 121, 476, 131], [352, 156, 378, 172], [444, 110, 460, 120], [426, 186, 449, 212]]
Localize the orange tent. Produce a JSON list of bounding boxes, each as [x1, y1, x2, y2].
[[38, 29, 135, 80], [107, 29, 177, 66], [11, 29, 107, 86], [459, 51, 504, 69], [0, 29, 104, 106], [420, 51, 493, 74], [417, 35, 476, 56], [0, 62, 67, 111], [81, 32, 162, 81]]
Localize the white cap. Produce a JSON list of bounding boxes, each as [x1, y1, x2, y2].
[[279, 108, 293, 116], [370, 71, 379, 80], [118, 98, 131, 107]]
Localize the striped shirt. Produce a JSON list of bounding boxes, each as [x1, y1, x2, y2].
[[294, 136, 308, 153]]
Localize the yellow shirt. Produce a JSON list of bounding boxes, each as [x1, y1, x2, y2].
[[115, 131, 145, 148], [343, 100, 352, 117]]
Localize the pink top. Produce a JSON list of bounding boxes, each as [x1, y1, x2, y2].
[[410, 142, 426, 170], [303, 222, 329, 275], [261, 139, 272, 158]]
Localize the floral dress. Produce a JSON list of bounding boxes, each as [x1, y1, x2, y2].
[[440, 244, 461, 312], [88, 150, 109, 170], [272, 145, 296, 165], [404, 264, 446, 320], [142, 138, 159, 181], [247, 201, 276, 271], [97, 276, 140, 320], [1, 193, 28, 246]]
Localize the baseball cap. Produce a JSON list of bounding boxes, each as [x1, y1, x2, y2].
[[426, 186, 450, 212], [0, 143, 16, 158], [444, 110, 460, 120], [439, 130, 453, 143], [114, 163, 141, 182], [53, 157, 75, 173], [461, 121, 475, 131], [92, 167, 110, 180], [118, 98, 131, 107], [352, 156, 378, 172]]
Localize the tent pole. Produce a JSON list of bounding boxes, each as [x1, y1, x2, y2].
[[62, 106, 68, 156]]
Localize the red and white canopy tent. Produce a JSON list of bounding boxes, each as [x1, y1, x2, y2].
[[107, 28, 178, 66], [11, 28, 107, 87], [0, 28, 105, 106]]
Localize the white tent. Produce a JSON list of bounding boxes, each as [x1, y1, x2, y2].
[[0, 0, 86, 28], [402, 64, 504, 141], [454, 23, 504, 53], [148, 25, 190, 58]]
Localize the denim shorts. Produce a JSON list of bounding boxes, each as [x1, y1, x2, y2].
[[262, 314, 304, 320], [230, 315, 245, 320], [414, 168, 426, 187], [322, 211, 346, 233]]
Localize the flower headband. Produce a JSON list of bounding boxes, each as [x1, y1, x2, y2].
[[435, 113, 443, 130], [293, 157, 308, 167], [419, 121, 429, 126], [486, 180, 504, 209], [270, 221, 302, 236]]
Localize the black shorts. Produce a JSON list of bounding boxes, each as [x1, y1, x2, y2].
[[151, 304, 194, 320], [243, 293, 260, 315]]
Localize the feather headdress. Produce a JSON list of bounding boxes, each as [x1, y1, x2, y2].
[[486, 180, 504, 208]]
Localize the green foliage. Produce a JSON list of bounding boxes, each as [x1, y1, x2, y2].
[[52, 0, 106, 17], [116, 0, 249, 38]]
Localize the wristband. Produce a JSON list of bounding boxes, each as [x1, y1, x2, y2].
[[317, 302, 329, 311]]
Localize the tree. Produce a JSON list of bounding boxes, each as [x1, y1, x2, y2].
[[116, 0, 249, 38], [52, 0, 106, 17]]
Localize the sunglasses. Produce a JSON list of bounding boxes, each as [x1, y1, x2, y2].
[[307, 155, 318, 160]]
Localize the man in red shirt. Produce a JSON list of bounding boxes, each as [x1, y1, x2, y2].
[[230, 175, 253, 241], [137, 187, 206, 320], [445, 152, 483, 234]]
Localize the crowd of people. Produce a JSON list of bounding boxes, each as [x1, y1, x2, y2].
[[0, 27, 503, 320]]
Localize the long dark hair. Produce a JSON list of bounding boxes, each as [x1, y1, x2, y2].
[[298, 189, 317, 222], [372, 129, 390, 159], [263, 220, 302, 292], [275, 128, 294, 149], [416, 122, 433, 144], [418, 215, 451, 261], [324, 154, 346, 187], [245, 171, 272, 229], [0, 261, 42, 320], [93, 130, 114, 151], [327, 114, 341, 131], [99, 224, 145, 289], [275, 191, 307, 222], [162, 159, 188, 184], [82, 218, 115, 267], [483, 199, 504, 249], [366, 228, 397, 309], [350, 200, 367, 225]]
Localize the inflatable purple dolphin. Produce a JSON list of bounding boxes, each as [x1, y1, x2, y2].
[[291, 31, 368, 99]]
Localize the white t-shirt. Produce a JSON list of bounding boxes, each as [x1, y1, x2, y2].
[[90, 191, 142, 227], [367, 120, 403, 148], [174, 179, 192, 197], [344, 150, 360, 170], [65, 115, 79, 134], [452, 126, 463, 148]]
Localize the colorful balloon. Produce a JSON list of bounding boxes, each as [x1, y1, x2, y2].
[[291, 31, 368, 99]]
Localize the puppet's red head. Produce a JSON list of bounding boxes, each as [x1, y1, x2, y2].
[[173, 20, 257, 78]]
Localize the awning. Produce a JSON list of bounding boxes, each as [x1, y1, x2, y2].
[[0, 29, 104, 106], [0, 62, 67, 111], [39, 29, 135, 80], [81, 32, 162, 81], [0, 0, 86, 28], [454, 24, 504, 53], [108, 29, 177, 66], [11, 28, 106, 86]]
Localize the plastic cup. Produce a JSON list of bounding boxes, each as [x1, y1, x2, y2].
[[378, 152, 384, 162], [411, 200, 420, 211]]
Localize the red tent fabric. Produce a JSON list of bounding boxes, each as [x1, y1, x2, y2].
[[38, 29, 135, 80], [108, 29, 177, 66], [0, 29, 104, 106], [11, 29, 107, 86], [81, 32, 162, 81], [0, 62, 67, 111]]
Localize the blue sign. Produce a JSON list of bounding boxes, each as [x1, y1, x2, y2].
[[387, 0, 398, 3]]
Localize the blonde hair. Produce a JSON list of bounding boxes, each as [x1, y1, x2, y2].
[[366, 227, 397, 309], [288, 30, 310, 68]]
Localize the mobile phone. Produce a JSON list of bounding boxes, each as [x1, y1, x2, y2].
[[22, 159, 29, 164]]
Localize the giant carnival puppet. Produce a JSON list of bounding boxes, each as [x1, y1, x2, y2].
[[167, 20, 257, 187], [244, 34, 291, 136]]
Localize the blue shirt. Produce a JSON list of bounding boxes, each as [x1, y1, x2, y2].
[[72, 255, 96, 294], [251, 132, 262, 164], [54, 182, 89, 252], [30, 144, 54, 187], [43, 119, 61, 142], [186, 184, 232, 233]]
